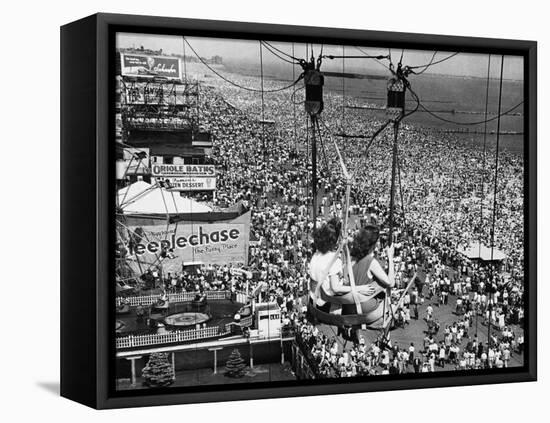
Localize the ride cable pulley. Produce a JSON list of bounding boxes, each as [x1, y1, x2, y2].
[[380, 62, 411, 340], [302, 56, 324, 117], [300, 53, 324, 226], [386, 63, 407, 121]]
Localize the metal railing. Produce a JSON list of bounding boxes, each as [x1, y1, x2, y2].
[[116, 325, 231, 349], [115, 290, 256, 349], [116, 290, 232, 306]]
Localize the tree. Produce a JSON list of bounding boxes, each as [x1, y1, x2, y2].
[[225, 349, 246, 378], [142, 353, 175, 387]]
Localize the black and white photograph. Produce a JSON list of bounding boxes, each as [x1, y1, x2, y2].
[[113, 31, 527, 390], [2, 0, 547, 418]]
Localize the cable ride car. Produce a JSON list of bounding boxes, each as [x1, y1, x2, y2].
[[306, 218, 417, 337], [300, 53, 415, 341], [303, 134, 416, 339]]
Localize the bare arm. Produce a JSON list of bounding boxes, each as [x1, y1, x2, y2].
[[329, 272, 349, 295], [370, 248, 395, 289], [329, 271, 377, 296]]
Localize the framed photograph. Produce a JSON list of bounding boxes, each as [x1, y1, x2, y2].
[[60, 13, 537, 409]]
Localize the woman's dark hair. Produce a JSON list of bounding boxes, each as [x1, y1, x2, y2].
[[311, 218, 341, 254], [350, 224, 380, 260]]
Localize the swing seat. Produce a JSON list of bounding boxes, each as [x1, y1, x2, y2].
[[319, 283, 385, 306], [307, 294, 391, 331], [307, 273, 418, 332], [308, 255, 390, 330]]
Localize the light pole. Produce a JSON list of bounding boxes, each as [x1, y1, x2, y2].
[[475, 301, 479, 337], [487, 302, 492, 349], [280, 327, 285, 365]]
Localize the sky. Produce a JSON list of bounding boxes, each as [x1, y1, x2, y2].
[[117, 32, 524, 80]]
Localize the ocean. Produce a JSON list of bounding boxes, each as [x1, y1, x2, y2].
[[223, 61, 525, 154]]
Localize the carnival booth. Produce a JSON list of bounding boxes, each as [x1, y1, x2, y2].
[[458, 242, 507, 269], [254, 302, 282, 339]]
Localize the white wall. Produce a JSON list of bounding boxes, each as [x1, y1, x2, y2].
[[2, 0, 546, 420]]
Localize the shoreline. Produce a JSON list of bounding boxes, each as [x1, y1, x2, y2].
[[194, 62, 524, 154]]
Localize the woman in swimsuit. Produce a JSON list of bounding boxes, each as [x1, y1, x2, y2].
[[342, 224, 395, 325], [309, 218, 376, 313]]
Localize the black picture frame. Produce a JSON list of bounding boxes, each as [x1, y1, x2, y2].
[[60, 12, 537, 409]]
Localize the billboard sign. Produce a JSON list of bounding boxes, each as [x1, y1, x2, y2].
[[120, 53, 181, 80], [152, 164, 217, 191], [151, 164, 215, 177], [121, 82, 189, 106], [124, 212, 251, 271], [161, 176, 216, 191]]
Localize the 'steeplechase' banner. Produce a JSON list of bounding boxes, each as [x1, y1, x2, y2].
[[120, 53, 181, 80], [124, 212, 251, 273]]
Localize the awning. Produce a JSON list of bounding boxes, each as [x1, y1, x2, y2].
[[457, 242, 507, 261], [117, 181, 212, 214]]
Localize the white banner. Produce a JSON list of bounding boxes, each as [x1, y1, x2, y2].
[[152, 164, 217, 191], [126, 220, 249, 270], [161, 176, 217, 191]]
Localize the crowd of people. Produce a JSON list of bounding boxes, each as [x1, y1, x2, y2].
[[117, 59, 525, 376], [295, 309, 523, 377]]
